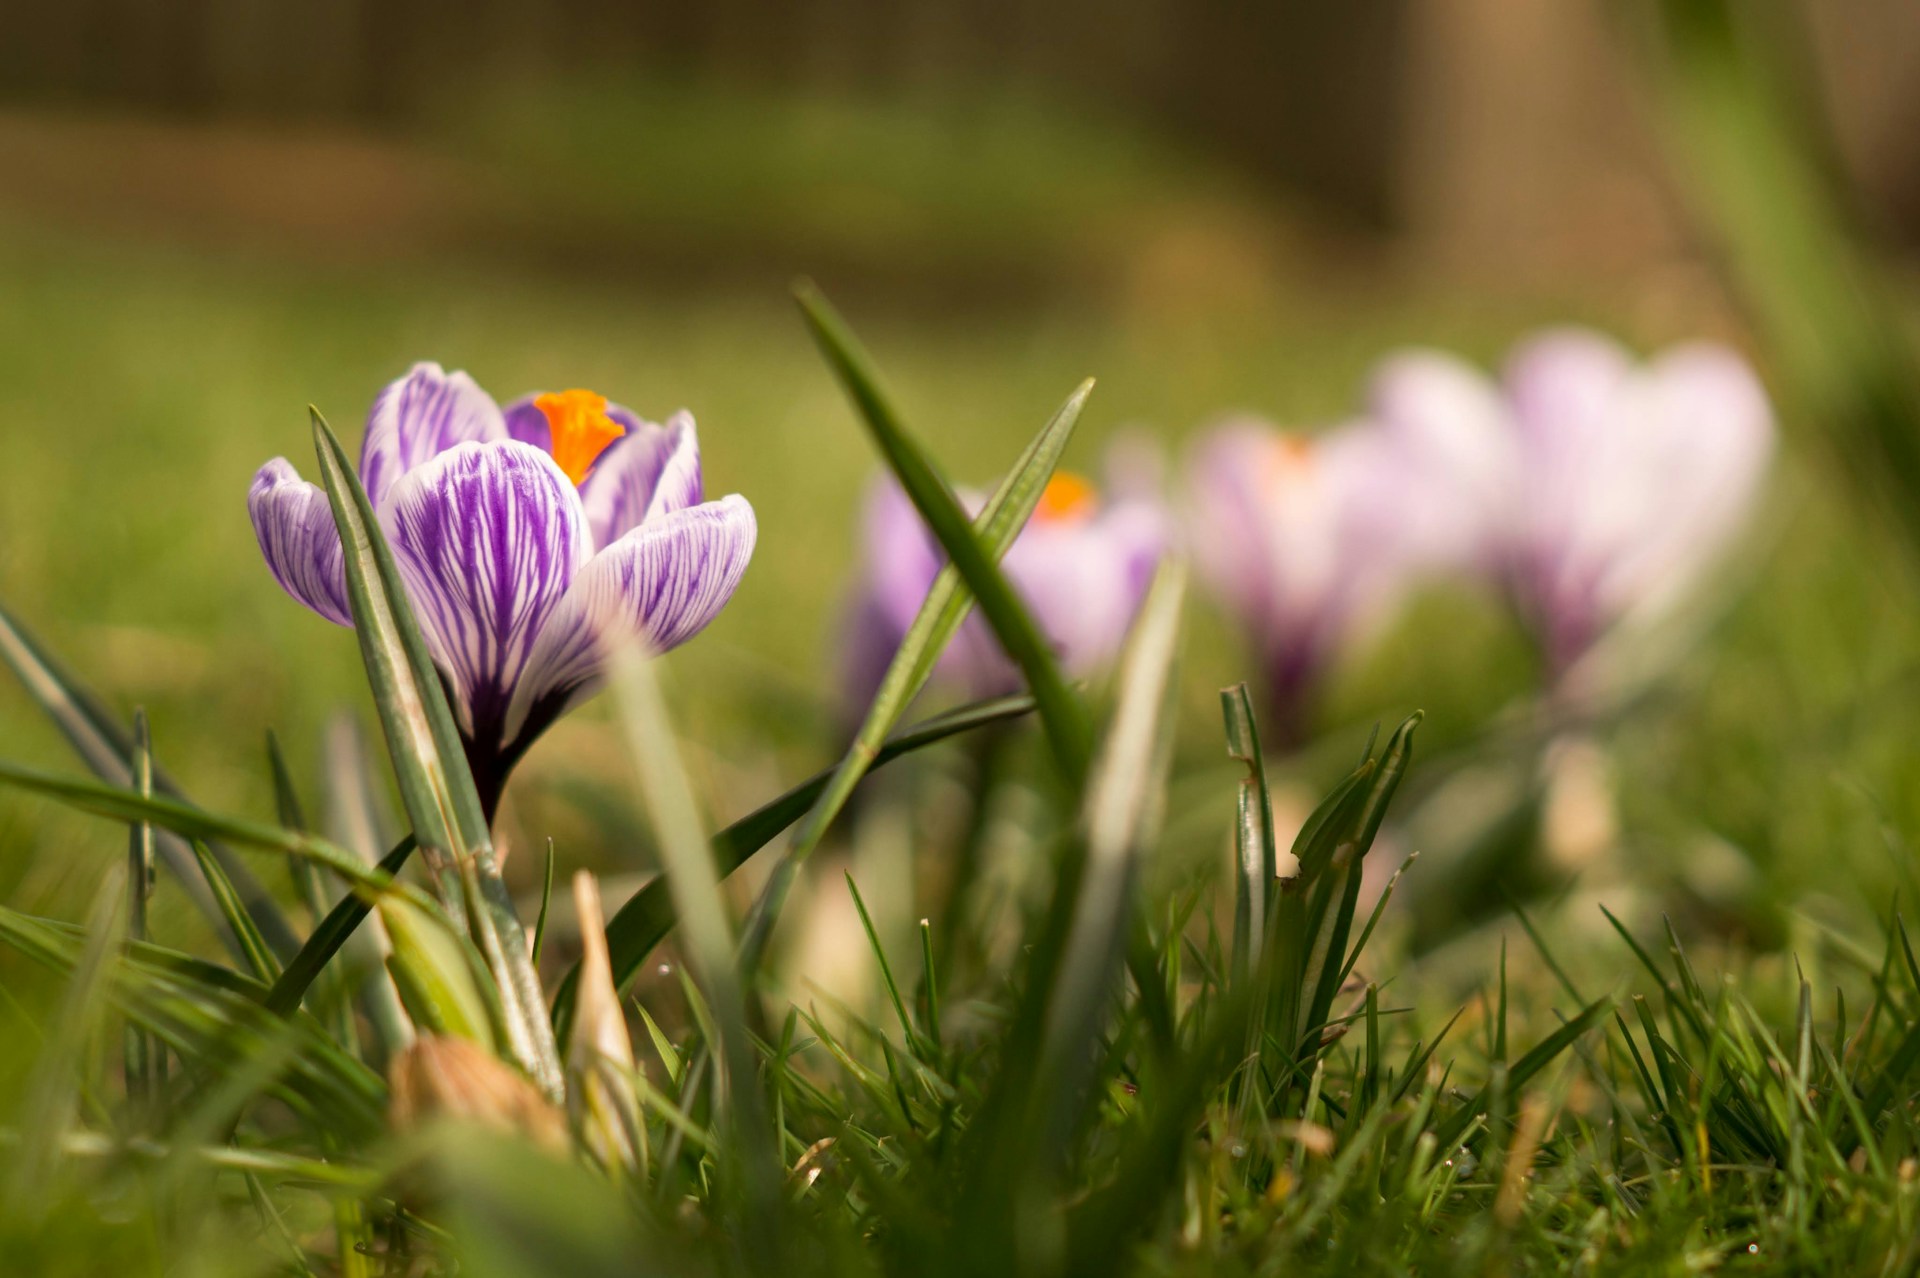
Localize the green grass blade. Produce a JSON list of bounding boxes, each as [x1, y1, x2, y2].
[[532, 839, 557, 968], [189, 839, 282, 985], [1434, 996, 1612, 1150], [267, 731, 327, 921], [550, 693, 1034, 1040], [734, 378, 1090, 971], [1222, 683, 1277, 984], [309, 407, 561, 1098], [0, 596, 298, 963], [605, 650, 780, 1255], [262, 836, 418, 1017], [794, 281, 1094, 784], [8, 870, 123, 1213], [1033, 563, 1186, 1163], [124, 710, 157, 1115], [0, 757, 427, 898]]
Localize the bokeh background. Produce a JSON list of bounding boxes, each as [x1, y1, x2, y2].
[[4, 0, 1920, 973]]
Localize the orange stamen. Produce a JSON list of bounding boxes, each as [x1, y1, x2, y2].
[[1034, 471, 1099, 525], [535, 389, 626, 485]]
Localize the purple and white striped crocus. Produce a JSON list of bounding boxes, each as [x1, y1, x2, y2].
[[1369, 329, 1774, 682], [1185, 409, 1479, 745], [249, 363, 756, 814], [842, 465, 1167, 707]]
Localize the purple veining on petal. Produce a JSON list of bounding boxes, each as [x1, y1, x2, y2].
[[248, 458, 352, 627], [508, 494, 757, 742], [384, 440, 590, 749], [360, 363, 507, 510], [580, 412, 703, 550]]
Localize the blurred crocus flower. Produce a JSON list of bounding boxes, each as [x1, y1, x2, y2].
[[1369, 329, 1774, 680], [1186, 408, 1482, 743], [250, 362, 756, 813], [842, 458, 1166, 707]]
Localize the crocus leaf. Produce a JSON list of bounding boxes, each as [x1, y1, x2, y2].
[[0, 596, 299, 962], [549, 692, 1035, 1041], [734, 376, 1091, 970], [309, 407, 562, 1099], [794, 282, 1094, 786], [379, 893, 501, 1050]]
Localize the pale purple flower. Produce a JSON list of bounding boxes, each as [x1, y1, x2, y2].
[[1186, 414, 1465, 743], [843, 465, 1167, 707], [1369, 329, 1774, 679], [249, 363, 756, 814]]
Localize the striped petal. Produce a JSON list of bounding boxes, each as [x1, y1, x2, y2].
[[504, 398, 704, 550], [248, 458, 351, 627], [384, 441, 591, 748], [580, 412, 703, 549], [360, 363, 508, 511], [507, 496, 756, 743]]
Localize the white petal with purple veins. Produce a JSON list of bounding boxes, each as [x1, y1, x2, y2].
[[249, 458, 352, 627], [578, 412, 703, 550], [384, 441, 591, 744], [508, 495, 756, 739], [360, 363, 508, 511]]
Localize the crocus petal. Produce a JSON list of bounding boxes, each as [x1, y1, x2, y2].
[[1586, 344, 1773, 625], [248, 458, 352, 627], [580, 412, 703, 549], [858, 477, 949, 637], [507, 496, 757, 741], [360, 363, 508, 511], [1367, 350, 1517, 569], [996, 499, 1167, 684], [384, 441, 591, 745]]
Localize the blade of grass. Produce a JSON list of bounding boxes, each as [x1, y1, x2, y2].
[[735, 379, 1091, 971], [1033, 564, 1186, 1168], [124, 710, 157, 1116], [606, 649, 780, 1255], [794, 282, 1093, 784], [0, 758, 427, 897], [7, 870, 123, 1213], [1434, 997, 1613, 1150], [0, 597, 297, 962], [550, 692, 1034, 1039], [262, 836, 419, 1017], [1223, 683, 1277, 986], [268, 731, 326, 922]]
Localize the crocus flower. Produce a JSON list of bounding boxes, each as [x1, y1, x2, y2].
[[1185, 412, 1471, 745], [250, 362, 756, 815], [842, 462, 1166, 708], [1369, 329, 1773, 681]]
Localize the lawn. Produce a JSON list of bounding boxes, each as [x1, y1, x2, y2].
[[4, 45, 1920, 1269]]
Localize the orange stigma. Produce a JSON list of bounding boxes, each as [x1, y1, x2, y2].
[[535, 389, 625, 485], [1034, 471, 1099, 525], [1263, 434, 1315, 487]]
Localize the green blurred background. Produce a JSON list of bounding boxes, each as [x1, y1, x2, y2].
[[3, 0, 1919, 965]]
